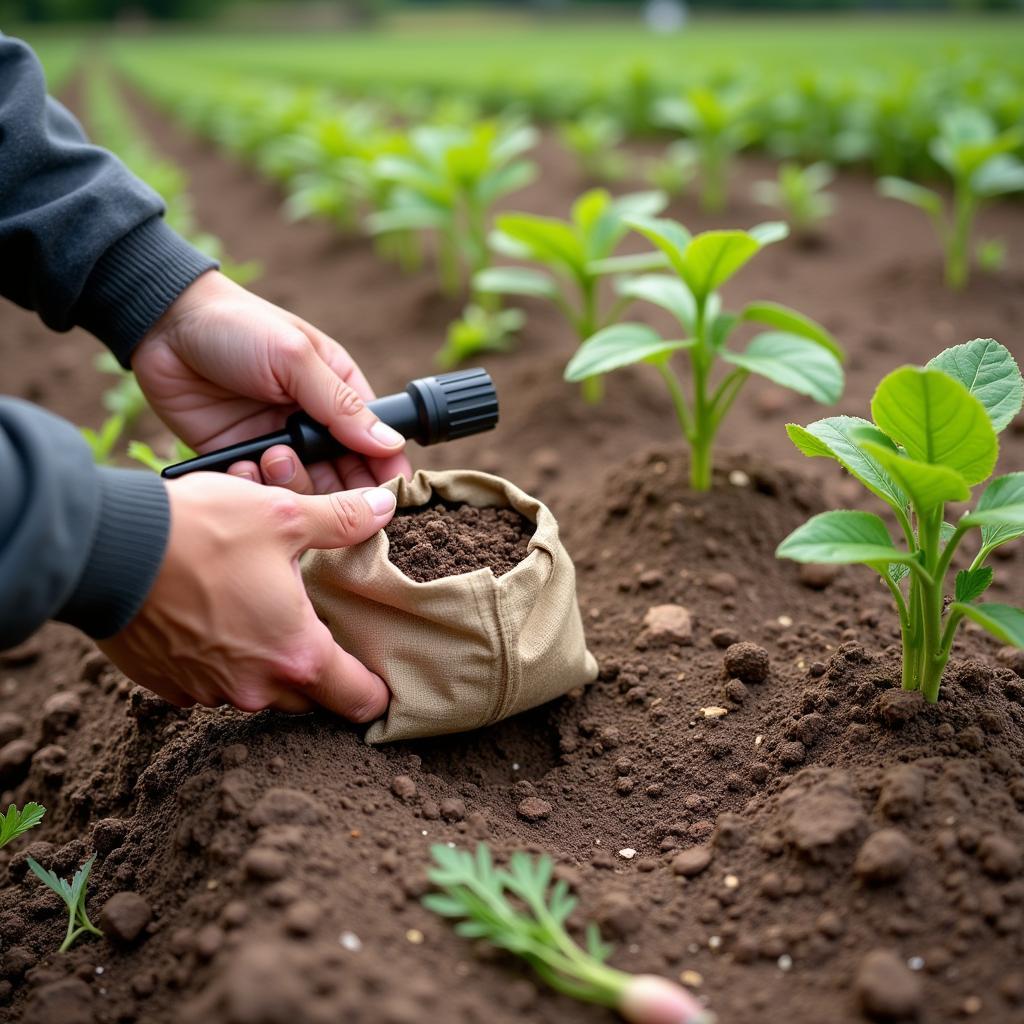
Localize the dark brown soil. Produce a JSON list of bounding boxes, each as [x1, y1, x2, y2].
[[1, 79, 1023, 1024], [385, 502, 533, 582]]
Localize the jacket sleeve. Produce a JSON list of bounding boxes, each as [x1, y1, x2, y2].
[[0, 399, 170, 648], [0, 33, 216, 367]]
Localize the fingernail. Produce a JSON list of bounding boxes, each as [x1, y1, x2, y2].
[[363, 487, 397, 515], [264, 456, 296, 485], [370, 421, 404, 447], [235, 468, 257, 482]]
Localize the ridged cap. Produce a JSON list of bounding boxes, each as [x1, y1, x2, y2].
[[412, 368, 499, 444]]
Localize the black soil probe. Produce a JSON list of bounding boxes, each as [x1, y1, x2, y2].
[[160, 368, 498, 480]]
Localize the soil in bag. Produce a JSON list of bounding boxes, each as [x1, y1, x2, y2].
[[385, 500, 533, 582]]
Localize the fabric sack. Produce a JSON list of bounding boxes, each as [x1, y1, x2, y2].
[[302, 469, 597, 743]]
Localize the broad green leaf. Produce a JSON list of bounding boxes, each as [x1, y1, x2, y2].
[[927, 338, 1023, 433], [623, 215, 692, 276], [476, 160, 536, 205], [871, 366, 998, 486], [571, 188, 612, 237], [494, 213, 586, 276], [776, 510, 914, 566], [955, 566, 994, 604], [587, 252, 670, 276], [951, 602, 1024, 647], [608, 190, 668, 220], [748, 221, 789, 246], [859, 441, 970, 511], [473, 266, 559, 300], [27, 858, 73, 908], [972, 156, 1024, 198], [564, 324, 693, 381], [741, 301, 843, 361], [878, 177, 943, 219], [721, 332, 844, 405], [961, 472, 1024, 551], [615, 274, 696, 330], [366, 205, 447, 234], [678, 230, 760, 301]]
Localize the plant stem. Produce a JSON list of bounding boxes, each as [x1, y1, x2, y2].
[[945, 180, 975, 290], [916, 508, 947, 702], [577, 278, 603, 404]]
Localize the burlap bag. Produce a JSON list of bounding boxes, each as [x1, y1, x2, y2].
[[302, 469, 598, 743]]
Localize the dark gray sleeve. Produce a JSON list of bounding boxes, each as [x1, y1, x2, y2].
[[0, 399, 170, 648], [0, 33, 216, 367]]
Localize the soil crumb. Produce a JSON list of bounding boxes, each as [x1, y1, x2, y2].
[[385, 502, 533, 582]]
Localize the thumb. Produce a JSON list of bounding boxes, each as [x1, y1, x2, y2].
[[274, 333, 407, 458], [293, 486, 397, 552]]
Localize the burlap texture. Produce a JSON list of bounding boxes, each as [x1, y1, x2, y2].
[[302, 469, 598, 743]]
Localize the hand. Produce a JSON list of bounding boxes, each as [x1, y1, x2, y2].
[[98, 473, 396, 719], [132, 270, 412, 493]]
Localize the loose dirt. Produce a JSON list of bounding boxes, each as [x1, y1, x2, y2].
[[385, 502, 533, 582], [1, 81, 1023, 1024]]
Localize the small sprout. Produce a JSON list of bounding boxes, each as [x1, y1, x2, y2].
[[424, 844, 711, 1023], [0, 802, 45, 850], [879, 108, 1024, 288], [778, 337, 1024, 700], [437, 304, 524, 369], [127, 439, 196, 474], [368, 122, 538, 296], [475, 188, 668, 403], [565, 215, 845, 490], [752, 162, 835, 237], [80, 414, 125, 465], [654, 85, 756, 212], [26, 854, 103, 952], [645, 141, 698, 198], [559, 111, 628, 183]]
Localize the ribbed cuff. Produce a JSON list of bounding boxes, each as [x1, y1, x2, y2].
[[56, 468, 170, 639], [74, 217, 218, 368]]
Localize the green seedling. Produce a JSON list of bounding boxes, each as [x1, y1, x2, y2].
[[753, 162, 835, 236], [437, 304, 525, 370], [127, 439, 197, 474], [424, 845, 710, 1024], [368, 122, 538, 296], [644, 141, 698, 198], [0, 802, 45, 850], [565, 216, 844, 491], [655, 86, 756, 212], [26, 854, 103, 952], [778, 338, 1024, 701], [96, 352, 147, 426], [81, 414, 125, 465], [879, 108, 1024, 288], [977, 238, 1007, 274], [559, 112, 628, 183], [474, 188, 668, 403]]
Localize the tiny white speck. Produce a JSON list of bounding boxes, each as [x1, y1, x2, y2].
[[724, 875, 739, 890], [447, 841, 456, 848], [778, 954, 793, 971], [99, 988, 107, 997], [754, 734, 764, 747], [94, 966, 104, 975], [618, 848, 637, 859], [708, 935, 722, 950], [729, 470, 750, 487], [908, 956, 924, 971], [778, 615, 793, 628], [339, 931, 362, 952], [687, 943, 699, 954], [512, 763, 520, 771], [421, 830, 428, 836], [628, 943, 640, 953]]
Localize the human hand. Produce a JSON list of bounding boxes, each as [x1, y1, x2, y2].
[[132, 270, 412, 493], [98, 472, 396, 719]]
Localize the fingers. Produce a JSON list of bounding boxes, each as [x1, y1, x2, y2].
[[300, 628, 390, 723], [272, 330, 406, 460], [289, 485, 396, 552], [260, 445, 315, 494]]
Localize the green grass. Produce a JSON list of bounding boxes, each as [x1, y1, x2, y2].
[[104, 15, 1021, 94]]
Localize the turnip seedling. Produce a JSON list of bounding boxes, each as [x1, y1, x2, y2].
[[778, 338, 1024, 701], [0, 802, 45, 850], [367, 122, 537, 296], [753, 162, 835, 236], [654, 86, 756, 212], [565, 215, 844, 490], [559, 112, 628, 184], [879, 109, 1024, 288], [26, 854, 103, 952], [474, 188, 668, 402], [437, 304, 525, 369], [424, 844, 712, 1024]]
